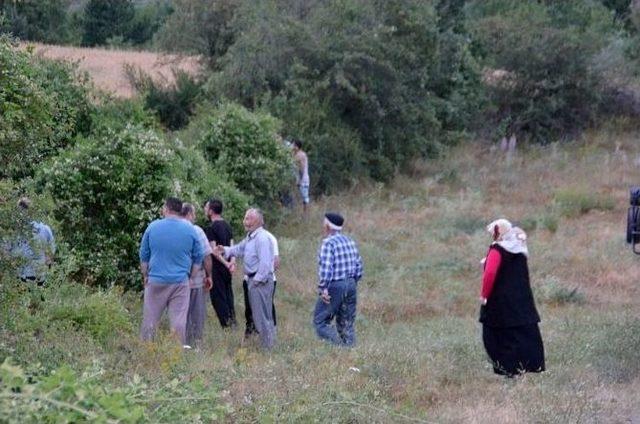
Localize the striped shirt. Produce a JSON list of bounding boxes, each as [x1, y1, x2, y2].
[[317, 232, 363, 291]]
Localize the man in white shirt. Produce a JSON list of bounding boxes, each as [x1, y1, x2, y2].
[[243, 229, 279, 337]]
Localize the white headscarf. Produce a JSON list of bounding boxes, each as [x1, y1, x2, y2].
[[486, 219, 529, 256]]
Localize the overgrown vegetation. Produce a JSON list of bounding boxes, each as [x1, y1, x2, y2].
[[2, 2, 640, 422]]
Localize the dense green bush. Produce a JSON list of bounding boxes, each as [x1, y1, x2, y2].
[[82, 0, 135, 46], [88, 97, 160, 135], [127, 66, 203, 130], [154, 0, 238, 62], [0, 0, 81, 44], [39, 125, 174, 288], [467, 0, 617, 142], [270, 86, 366, 192], [162, 0, 481, 187], [126, 0, 173, 46], [0, 36, 92, 179], [196, 102, 293, 209]]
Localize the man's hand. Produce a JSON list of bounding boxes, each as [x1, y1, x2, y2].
[[228, 262, 236, 273], [274, 256, 280, 271], [214, 244, 226, 256], [143, 275, 149, 288], [205, 276, 213, 291], [320, 289, 331, 304], [480, 297, 487, 305]]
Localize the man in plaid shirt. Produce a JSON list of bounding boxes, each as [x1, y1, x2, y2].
[[313, 212, 363, 346]]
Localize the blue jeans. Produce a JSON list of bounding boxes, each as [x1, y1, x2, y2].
[[313, 278, 357, 346]]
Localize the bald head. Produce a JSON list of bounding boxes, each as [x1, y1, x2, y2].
[[243, 208, 264, 232]]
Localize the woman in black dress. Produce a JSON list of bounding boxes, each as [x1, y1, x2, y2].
[[479, 219, 545, 376]]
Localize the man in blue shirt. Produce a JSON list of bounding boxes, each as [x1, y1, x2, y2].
[[313, 212, 363, 346], [139, 197, 204, 346]]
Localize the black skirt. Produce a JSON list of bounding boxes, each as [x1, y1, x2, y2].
[[482, 323, 545, 376]]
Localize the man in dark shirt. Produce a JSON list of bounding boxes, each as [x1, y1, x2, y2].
[[203, 198, 237, 328]]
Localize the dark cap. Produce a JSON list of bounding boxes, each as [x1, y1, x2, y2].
[[324, 212, 344, 229]]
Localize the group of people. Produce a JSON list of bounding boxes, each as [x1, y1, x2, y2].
[[138, 195, 364, 350], [8, 138, 546, 376]]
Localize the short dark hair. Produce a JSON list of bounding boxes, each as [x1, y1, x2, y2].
[[208, 198, 223, 214], [293, 139, 303, 149], [181, 202, 195, 217], [164, 197, 183, 214]]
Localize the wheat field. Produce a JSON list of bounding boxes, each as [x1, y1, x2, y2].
[[22, 42, 200, 97]]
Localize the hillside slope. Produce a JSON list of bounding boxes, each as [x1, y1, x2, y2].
[[1, 126, 640, 422]]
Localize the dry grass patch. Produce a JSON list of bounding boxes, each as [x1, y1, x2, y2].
[[22, 42, 201, 98]]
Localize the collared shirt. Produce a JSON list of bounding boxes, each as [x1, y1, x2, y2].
[[191, 224, 213, 288], [317, 232, 363, 291], [139, 216, 204, 284], [225, 226, 274, 283], [13, 221, 55, 280]]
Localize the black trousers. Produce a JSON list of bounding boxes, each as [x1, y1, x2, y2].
[[243, 279, 277, 335], [210, 275, 236, 328]]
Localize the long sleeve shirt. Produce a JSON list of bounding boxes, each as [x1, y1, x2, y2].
[[225, 227, 274, 283], [14, 221, 55, 279], [481, 248, 502, 299], [317, 232, 363, 291], [139, 217, 204, 284]]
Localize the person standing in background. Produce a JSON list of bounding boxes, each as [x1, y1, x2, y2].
[[203, 198, 237, 328], [14, 197, 55, 286], [292, 139, 310, 215], [181, 202, 213, 348]]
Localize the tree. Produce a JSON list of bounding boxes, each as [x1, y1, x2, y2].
[[82, 0, 134, 46]]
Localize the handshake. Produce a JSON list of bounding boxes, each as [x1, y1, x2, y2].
[[210, 242, 236, 273]]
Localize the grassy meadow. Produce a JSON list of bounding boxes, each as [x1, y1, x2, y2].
[[2, 124, 640, 423]]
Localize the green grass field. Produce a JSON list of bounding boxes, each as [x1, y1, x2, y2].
[[2, 126, 640, 423]]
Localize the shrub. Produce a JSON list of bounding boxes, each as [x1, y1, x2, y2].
[[82, 0, 135, 46], [190, 0, 482, 188], [39, 125, 174, 288], [197, 102, 294, 209], [0, 359, 230, 422], [0, 0, 79, 44], [0, 35, 92, 179], [49, 287, 132, 345], [89, 97, 160, 135], [270, 84, 366, 192], [126, 0, 173, 46], [127, 66, 203, 131], [467, 0, 617, 143]]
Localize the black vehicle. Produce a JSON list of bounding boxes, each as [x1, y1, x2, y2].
[[626, 187, 640, 254]]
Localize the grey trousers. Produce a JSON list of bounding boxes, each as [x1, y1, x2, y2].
[[140, 282, 190, 344], [248, 277, 276, 349], [186, 287, 207, 347]]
